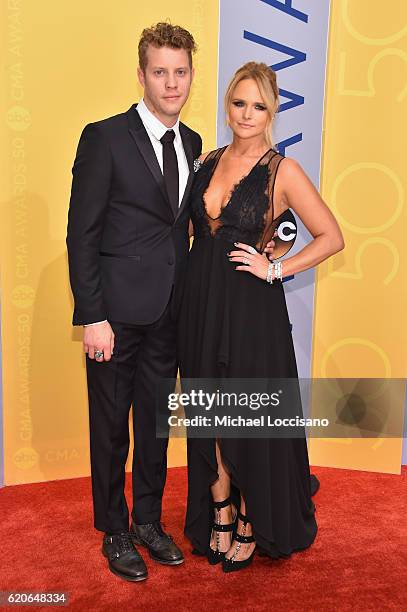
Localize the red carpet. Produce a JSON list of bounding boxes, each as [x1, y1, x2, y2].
[[1, 466, 406, 611]]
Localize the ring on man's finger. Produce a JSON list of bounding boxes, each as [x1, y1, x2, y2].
[[94, 350, 104, 359]]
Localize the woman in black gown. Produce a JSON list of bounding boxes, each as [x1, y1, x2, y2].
[[178, 62, 344, 572]]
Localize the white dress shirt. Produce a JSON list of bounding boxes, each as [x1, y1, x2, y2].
[[136, 98, 189, 205], [85, 99, 190, 327]]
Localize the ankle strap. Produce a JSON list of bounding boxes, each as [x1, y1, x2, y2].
[[212, 497, 231, 509], [234, 532, 255, 544], [213, 521, 235, 532], [238, 511, 250, 524]]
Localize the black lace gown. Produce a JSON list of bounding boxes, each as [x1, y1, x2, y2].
[[178, 146, 317, 559]]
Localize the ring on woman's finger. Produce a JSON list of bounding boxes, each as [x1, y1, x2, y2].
[[247, 246, 256, 254]]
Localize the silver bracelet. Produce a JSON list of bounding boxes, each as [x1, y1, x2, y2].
[[275, 261, 283, 281], [266, 261, 283, 284], [266, 262, 273, 284]]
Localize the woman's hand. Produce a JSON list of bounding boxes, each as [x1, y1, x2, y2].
[[263, 230, 277, 261], [228, 242, 270, 280]]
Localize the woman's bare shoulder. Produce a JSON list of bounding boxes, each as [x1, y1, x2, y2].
[[198, 148, 224, 162], [275, 156, 313, 187], [277, 156, 303, 176]]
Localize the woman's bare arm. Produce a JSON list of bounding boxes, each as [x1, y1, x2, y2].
[[275, 157, 344, 277], [228, 157, 345, 280]]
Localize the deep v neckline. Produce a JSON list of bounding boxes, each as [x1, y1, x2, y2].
[[202, 145, 273, 221]]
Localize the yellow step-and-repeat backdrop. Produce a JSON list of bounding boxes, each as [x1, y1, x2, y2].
[[310, 0, 407, 474], [1, 0, 219, 485], [1, 0, 406, 486]]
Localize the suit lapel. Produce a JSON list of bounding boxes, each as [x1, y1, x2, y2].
[[127, 105, 196, 223], [126, 105, 172, 216], [176, 123, 194, 221]]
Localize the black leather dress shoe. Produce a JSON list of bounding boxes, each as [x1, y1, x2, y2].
[[130, 521, 184, 565], [102, 532, 148, 582]]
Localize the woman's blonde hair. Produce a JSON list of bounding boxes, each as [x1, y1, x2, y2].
[[224, 62, 279, 147]]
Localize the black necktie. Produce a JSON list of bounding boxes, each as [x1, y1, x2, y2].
[[160, 129, 179, 216]]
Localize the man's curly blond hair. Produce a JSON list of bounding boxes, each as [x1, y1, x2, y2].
[[138, 22, 197, 72]]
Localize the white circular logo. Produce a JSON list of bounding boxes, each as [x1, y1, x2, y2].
[[273, 210, 297, 259]]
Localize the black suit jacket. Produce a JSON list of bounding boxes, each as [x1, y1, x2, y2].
[[66, 104, 202, 326]]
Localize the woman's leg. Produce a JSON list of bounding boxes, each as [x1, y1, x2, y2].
[[209, 441, 235, 552], [211, 440, 231, 500], [225, 494, 256, 560]]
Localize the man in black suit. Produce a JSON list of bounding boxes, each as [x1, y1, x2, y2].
[[66, 23, 202, 582]]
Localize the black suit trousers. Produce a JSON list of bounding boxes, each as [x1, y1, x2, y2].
[[85, 299, 177, 534]]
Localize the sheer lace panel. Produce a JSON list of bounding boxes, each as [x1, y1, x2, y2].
[[191, 147, 285, 251]]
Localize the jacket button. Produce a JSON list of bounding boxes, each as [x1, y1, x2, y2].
[[168, 257, 174, 265]]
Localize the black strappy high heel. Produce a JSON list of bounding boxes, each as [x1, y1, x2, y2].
[[222, 511, 256, 573], [207, 497, 237, 565]]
